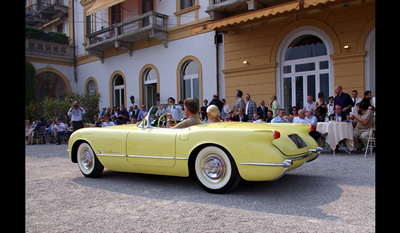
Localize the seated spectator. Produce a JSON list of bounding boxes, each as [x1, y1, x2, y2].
[[293, 109, 327, 143], [348, 102, 374, 154], [305, 109, 317, 126], [206, 105, 222, 123], [137, 105, 148, 122], [102, 115, 115, 127], [52, 117, 69, 145], [99, 106, 107, 117], [266, 110, 273, 122], [253, 112, 263, 123], [288, 106, 299, 123], [230, 107, 248, 122], [328, 105, 345, 121], [130, 117, 137, 124], [33, 117, 46, 142], [271, 109, 288, 123], [93, 115, 101, 127]]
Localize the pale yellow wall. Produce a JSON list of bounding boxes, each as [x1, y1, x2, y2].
[[222, 0, 375, 107]]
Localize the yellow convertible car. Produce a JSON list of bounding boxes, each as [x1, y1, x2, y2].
[[68, 104, 321, 193]]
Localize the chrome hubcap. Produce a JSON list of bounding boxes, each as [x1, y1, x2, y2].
[[201, 153, 226, 183], [80, 148, 93, 170]]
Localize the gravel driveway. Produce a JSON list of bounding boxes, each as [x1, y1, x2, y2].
[[26, 144, 375, 232]]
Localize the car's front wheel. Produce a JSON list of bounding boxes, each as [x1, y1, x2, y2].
[[194, 146, 241, 194], [77, 142, 104, 178]]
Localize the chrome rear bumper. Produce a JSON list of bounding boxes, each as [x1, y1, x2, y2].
[[239, 147, 322, 181], [240, 147, 322, 168]]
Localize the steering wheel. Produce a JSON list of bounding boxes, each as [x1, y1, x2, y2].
[[158, 114, 177, 127]]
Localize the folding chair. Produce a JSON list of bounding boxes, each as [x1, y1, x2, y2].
[[364, 128, 375, 158]]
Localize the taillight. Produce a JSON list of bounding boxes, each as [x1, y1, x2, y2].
[[273, 130, 280, 139], [310, 124, 316, 131]]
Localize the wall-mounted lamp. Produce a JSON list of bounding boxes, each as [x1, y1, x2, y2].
[[343, 45, 350, 49], [243, 60, 249, 65]]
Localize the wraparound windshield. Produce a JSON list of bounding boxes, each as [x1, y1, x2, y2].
[[140, 104, 187, 128]]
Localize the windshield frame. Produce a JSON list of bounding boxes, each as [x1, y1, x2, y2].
[[138, 104, 186, 129]]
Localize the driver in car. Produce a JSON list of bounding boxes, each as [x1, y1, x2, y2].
[[166, 98, 202, 128]]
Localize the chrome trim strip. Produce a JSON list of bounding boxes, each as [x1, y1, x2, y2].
[[127, 155, 188, 160], [97, 153, 126, 157]]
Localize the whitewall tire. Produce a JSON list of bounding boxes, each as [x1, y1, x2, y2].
[[194, 146, 241, 193], [77, 142, 104, 178]]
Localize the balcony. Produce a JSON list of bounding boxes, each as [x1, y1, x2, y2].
[[206, 0, 295, 20], [25, 38, 74, 62], [25, 0, 68, 27], [86, 11, 168, 63]]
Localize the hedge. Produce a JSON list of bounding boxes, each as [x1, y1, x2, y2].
[[25, 25, 69, 45]]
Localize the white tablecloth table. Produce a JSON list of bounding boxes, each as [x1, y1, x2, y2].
[[316, 121, 354, 153]]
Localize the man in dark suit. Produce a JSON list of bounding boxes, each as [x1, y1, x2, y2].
[[230, 107, 248, 122], [257, 100, 268, 121]]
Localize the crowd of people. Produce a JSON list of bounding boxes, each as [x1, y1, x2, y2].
[[26, 85, 375, 153], [198, 86, 376, 154]]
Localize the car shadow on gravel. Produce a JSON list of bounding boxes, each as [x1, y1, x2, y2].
[[72, 169, 342, 221]]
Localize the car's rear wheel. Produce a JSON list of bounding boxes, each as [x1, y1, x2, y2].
[[194, 146, 241, 194], [77, 142, 104, 178]]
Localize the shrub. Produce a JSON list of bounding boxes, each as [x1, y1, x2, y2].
[[41, 92, 102, 123]]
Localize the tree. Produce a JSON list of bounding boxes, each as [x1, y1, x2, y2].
[[25, 61, 36, 105]]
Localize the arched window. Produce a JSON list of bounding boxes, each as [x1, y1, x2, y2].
[[181, 60, 199, 102], [113, 74, 124, 107], [85, 77, 98, 95], [281, 34, 331, 112], [143, 68, 157, 108]]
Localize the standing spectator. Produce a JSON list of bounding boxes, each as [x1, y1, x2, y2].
[[270, 95, 279, 118], [133, 105, 140, 119], [128, 106, 135, 120], [314, 92, 327, 122], [221, 98, 231, 121], [303, 95, 315, 114], [271, 109, 288, 123], [333, 85, 353, 118], [360, 90, 372, 107], [351, 90, 362, 113], [137, 105, 148, 121], [68, 101, 85, 132], [327, 96, 335, 116], [257, 100, 268, 121], [348, 102, 374, 154], [209, 93, 223, 112], [116, 105, 129, 125], [200, 99, 208, 121], [232, 90, 245, 113], [244, 94, 257, 122], [52, 117, 68, 145]]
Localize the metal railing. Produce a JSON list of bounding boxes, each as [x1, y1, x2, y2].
[[86, 11, 168, 47]]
